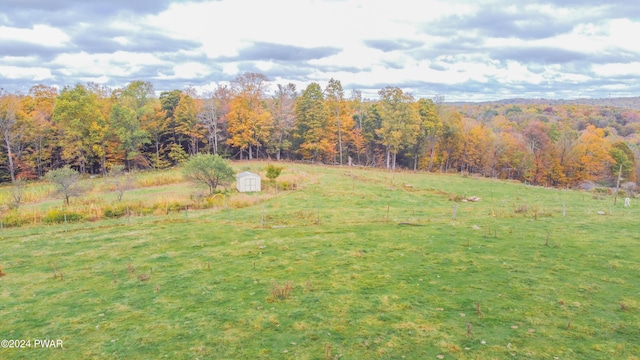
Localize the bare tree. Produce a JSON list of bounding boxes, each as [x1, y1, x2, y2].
[[10, 179, 25, 209], [45, 166, 82, 206], [270, 83, 297, 160], [199, 85, 231, 155], [108, 164, 133, 201]]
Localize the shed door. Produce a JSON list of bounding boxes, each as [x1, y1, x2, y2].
[[247, 178, 257, 191]]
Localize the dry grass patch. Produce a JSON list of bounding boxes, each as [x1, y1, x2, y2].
[[269, 280, 294, 301]]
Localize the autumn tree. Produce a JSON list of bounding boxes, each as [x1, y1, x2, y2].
[[349, 90, 368, 165], [159, 89, 182, 144], [110, 81, 153, 170], [227, 95, 272, 159], [325, 78, 353, 165], [553, 125, 579, 185], [86, 83, 114, 174], [294, 83, 332, 162], [0, 90, 22, 182], [460, 119, 495, 175], [436, 110, 464, 172], [52, 84, 108, 174], [522, 120, 553, 185], [21, 85, 57, 178], [610, 141, 636, 182], [227, 73, 273, 159], [375, 86, 418, 169], [141, 99, 170, 169], [494, 130, 528, 180], [413, 98, 441, 171], [573, 125, 613, 183], [174, 92, 203, 155]]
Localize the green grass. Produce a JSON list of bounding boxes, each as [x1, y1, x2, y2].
[[1, 163, 639, 359]]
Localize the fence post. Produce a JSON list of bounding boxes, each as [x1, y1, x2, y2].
[[386, 204, 390, 222]]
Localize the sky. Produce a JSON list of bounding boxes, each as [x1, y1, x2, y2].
[[1, 0, 640, 102]]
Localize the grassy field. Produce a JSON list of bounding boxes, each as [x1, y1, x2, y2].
[[1, 163, 639, 359]]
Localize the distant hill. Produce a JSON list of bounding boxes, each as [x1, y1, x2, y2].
[[448, 97, 640, 110]]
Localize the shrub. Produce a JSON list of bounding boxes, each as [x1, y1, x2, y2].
[[1, 210, 29, 228], [266, 164, 284, 183], [103, 204, 127, 218], [43, 209, 84, 224], [277, 180, 296, 191]]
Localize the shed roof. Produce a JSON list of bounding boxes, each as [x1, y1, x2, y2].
[[237, 171, 259, 179]]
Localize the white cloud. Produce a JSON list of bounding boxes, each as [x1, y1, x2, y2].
[[170, 62, 211, 79], [222, 63, 239, 75], [0, 24, 70, 47], [0, 65, 52, 80], [592, 62, 640, 77], [54, 51, 165, 77]]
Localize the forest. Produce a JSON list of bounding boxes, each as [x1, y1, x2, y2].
[[1, 72, 639, 188]]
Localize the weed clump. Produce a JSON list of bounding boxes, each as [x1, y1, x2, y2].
[[43, 209, 84, 224], [0, 266, 6, 277], [270, 280, 294, 301], [103, 204, 127, 218], [127, 263, 136, 276]]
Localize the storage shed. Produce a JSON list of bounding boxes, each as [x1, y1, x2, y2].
[[236, 171, 261, 192]]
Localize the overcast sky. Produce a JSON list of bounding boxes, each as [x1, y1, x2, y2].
[[1, 0, 639, 101]]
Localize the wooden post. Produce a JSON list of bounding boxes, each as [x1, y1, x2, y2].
[[64, 213, 68, 232], [386, 204, 390, 222], [452, 205, 457, 221], [614, 164, 622, 205]]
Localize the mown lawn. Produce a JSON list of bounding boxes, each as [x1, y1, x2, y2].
[[1, 163, 639, 359]]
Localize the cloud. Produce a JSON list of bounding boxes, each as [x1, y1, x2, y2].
[[364, 39, 423, 52], [70, 27, 202, 54], [490, 46, 587, 64], [0, 0, 180, 27], [219, 42, 342, 62]]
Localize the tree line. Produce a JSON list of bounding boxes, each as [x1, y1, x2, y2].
[[0, 72, 638, 187]]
